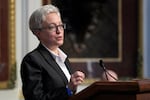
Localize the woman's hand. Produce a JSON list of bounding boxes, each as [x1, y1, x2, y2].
[[68, 71, 85, 92]]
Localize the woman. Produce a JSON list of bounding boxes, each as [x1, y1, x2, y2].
[[21, 4, 85, 100]]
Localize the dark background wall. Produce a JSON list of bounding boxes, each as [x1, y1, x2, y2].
[[43, 0, 138, 80]]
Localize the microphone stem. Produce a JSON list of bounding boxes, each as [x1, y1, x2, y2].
[[104, 70, 109, 80], [99, 60, 118, 81], [105, 70, 118, 81]]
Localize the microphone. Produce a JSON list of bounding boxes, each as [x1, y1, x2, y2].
[[99, 60, 118, 81]]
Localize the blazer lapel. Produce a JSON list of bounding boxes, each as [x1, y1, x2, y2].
[[37, 44, 69, 84], [65, 58, 73, 74]]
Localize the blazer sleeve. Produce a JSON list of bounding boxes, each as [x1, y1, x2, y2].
[[20, 54, 70, 100]]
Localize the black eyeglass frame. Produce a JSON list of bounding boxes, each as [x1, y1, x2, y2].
[[32, 23, 66, 32], [41, 23, 66, 32]]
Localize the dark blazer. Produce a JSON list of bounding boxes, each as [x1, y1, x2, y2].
[[21, 43, 73, 100]]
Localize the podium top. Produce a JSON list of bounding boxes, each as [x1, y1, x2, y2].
[[88, 79, 150, 93], [70, 79, 150, 99]]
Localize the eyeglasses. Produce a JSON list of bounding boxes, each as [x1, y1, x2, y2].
[[41, 23, 66, 32]]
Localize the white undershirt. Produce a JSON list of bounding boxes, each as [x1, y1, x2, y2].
[[43, 44, 71, 81]]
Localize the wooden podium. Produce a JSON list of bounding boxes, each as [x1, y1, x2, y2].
[[70, 79, 150, 100]]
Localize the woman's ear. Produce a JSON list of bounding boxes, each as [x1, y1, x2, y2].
[[33, 30, 41, 35], [32, 30, 41, 40]]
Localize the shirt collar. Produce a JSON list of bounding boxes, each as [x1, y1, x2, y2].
[[42, 44, 67, 62]]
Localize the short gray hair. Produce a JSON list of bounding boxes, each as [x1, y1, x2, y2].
[[29, 4, 60, 33]]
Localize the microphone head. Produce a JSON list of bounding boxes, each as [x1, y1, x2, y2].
[[99, 59, 106, 70], [99, 60, 103, 67]]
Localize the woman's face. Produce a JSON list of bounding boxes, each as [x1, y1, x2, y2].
[[37, 13, 64, 49]]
